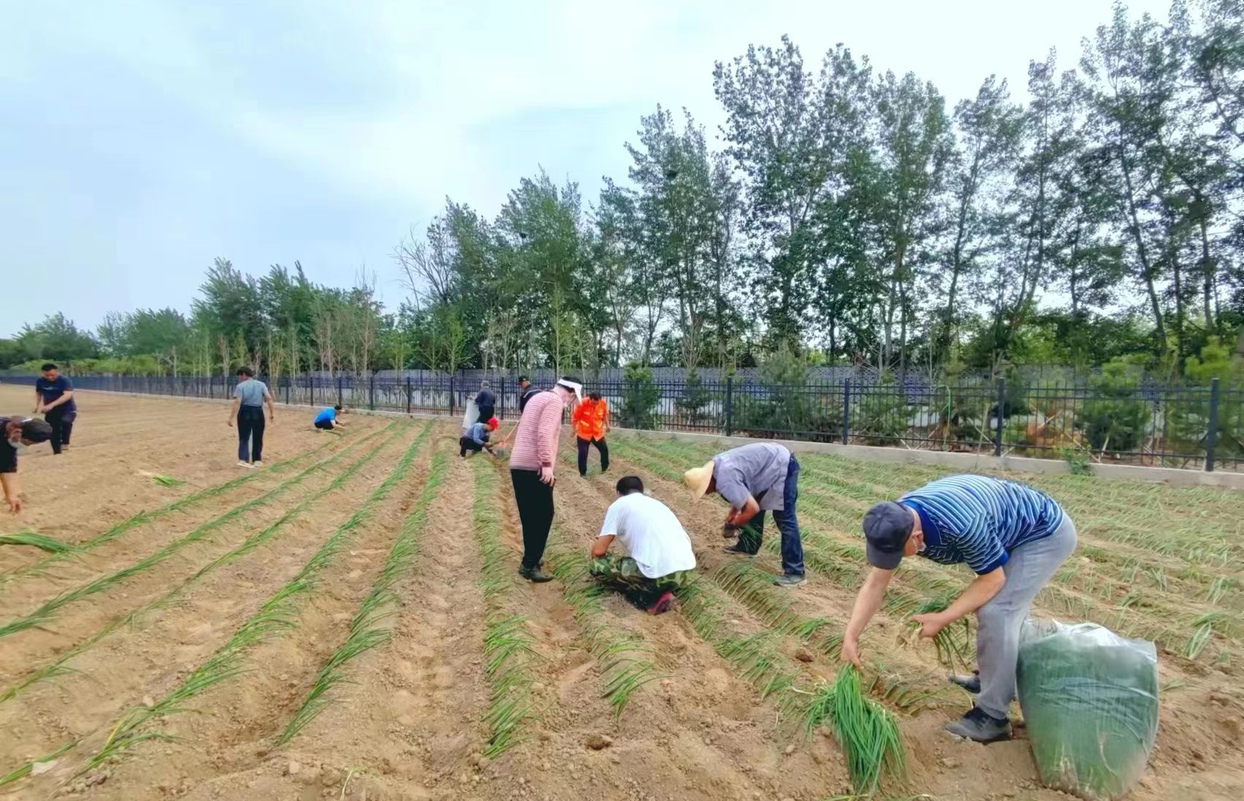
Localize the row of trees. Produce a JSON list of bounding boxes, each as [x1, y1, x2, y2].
[[4, 0, 1243, 379]]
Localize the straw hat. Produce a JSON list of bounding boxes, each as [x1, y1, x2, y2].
[[683, 460, 715, 498]]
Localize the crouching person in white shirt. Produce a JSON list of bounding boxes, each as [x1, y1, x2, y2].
[[590, 475, 697, 615]]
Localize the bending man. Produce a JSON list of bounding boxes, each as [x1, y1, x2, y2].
[[35, 363, 76, 455], [683, 442, 806, 587], [590, 475, 696, 615], [1, 417, 53, 513], [843, 475, 1077, 742], [314, 405, 346, 431]]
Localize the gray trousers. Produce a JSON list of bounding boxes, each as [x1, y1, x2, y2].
[[975, 515, 1078, 719]]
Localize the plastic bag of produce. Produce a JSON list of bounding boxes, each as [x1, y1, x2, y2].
[[1016, 619, 1159, 800]]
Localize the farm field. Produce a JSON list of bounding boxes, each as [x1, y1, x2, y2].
[[0, 387, 1241, 801]]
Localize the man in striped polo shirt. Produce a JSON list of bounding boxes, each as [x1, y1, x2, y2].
[[842, 475, 1077, 742]]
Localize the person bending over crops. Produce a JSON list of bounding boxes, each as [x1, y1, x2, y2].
[[509, 378, 582, 582], [314, 405, 346, 431], [682, 442, 806, 587], [0, 417, 53, 513], [571, 390, 609, 476], [590, 475, 696, 615], [460, 416, 503, 457], [843, 475, 1077, 743], [35, 363, 76, 455]]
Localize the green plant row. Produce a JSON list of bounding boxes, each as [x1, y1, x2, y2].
[[545, 531, 663, 717], [0, 425, 395, 641], [0, 437, 338, 585], [279, 445, 449, 744], [0, 532, 72, 552], [0, 425, 400, 705], [472, 460, 538, 757], [80, 421, 431, 773]]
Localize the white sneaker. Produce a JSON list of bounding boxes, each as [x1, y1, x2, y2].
[[253, 462, 264, 468], [238, 461, 254, 469]]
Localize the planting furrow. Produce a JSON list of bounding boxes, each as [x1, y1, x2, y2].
[[279, 446, 450, 744], [9, 424, 433, 793], [0, 436, 339, 585], [0, 424, 395, 642], [471, 459, 540, 758], [0, 425, 402, 705], [275, 444, 489, 796]]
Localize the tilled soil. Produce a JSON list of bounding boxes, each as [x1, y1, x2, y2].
[[0, 389, 1240, 800]]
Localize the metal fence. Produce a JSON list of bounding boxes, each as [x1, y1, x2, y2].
[[4, 372, 1241, 472]]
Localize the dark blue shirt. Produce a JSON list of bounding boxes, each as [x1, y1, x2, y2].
[[476, 388, 495, 409], [35, 375, 76, 414]]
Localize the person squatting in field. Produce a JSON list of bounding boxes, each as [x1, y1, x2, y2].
[[571, 390, 609, 476], [509, 377, 582, 583], [460, 417, 505, 457], [683, 442, 807, 587], [314, 405, 346, 431], [34, 363, 76, 455], [589, 475, 696, 615], [843, 474, 1077, 743], [228, 367, 275, 468], [0, 417, 53, 513]]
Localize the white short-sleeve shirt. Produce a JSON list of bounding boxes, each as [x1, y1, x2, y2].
[[599, 493, 697, 579]]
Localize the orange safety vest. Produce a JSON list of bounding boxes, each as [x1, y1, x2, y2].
[[572, 398, 608, 441]]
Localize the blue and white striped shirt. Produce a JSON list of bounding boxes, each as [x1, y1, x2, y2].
[[899, 475, 1065, 575]]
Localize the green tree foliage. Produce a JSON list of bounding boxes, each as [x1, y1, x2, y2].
[[619, 363, 660, 429]]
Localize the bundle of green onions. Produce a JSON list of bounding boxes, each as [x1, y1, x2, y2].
[[806, 664, 906, 795]]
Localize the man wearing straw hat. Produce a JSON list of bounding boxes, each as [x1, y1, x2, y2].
[[842, 475, 1077, 742], [508, 377, 583, 582], [682, 442, 806, 587]]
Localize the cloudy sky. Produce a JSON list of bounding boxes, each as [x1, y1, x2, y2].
[[1, 0, 1171, 336]]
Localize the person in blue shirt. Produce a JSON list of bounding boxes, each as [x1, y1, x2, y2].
[[34, 363, 76, 455], [842, 475, 1078, 743], [459, 417, 502, 457], [314, 405, 346, 431]]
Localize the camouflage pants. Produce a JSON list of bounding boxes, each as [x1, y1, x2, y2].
[[590, 555, 686, 607]]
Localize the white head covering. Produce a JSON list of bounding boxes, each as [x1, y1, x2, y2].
[[555, 379, 583, 404]]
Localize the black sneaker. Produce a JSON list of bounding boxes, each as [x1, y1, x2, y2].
[[519, 565, 554, 583], [944, 707, 1011, 742], [948, 672, 981, 694], [773, 573, 806, 588], [722, 545, 754, 556]]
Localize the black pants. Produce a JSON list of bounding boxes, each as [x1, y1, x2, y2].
[[44, 408, 75, 455], [314, 419, 335, 430], [237, 406, 266, 463], [460, 436, 484, 457], [477, 405, 495, 422], [511, 468, 554, 569], [576, 437, 609, 476]]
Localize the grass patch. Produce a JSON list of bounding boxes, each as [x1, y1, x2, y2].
[[802, 664, 906, 796], [279, 446, 449, 744], [151, 475, 185, 488], [0, 532, 72, 553]]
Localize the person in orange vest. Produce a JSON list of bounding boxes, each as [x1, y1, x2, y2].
[[572, 390, 610, 477]]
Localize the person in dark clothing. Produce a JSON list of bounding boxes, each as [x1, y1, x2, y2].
[[1, 417, 53, 513], [34, 363, 76, 455], [227, 367, 275, 468], [475, 381, 496, 422], [517, 376, 540, 415]]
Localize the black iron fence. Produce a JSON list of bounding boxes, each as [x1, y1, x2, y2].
[[3, 372, 1241, 472]]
